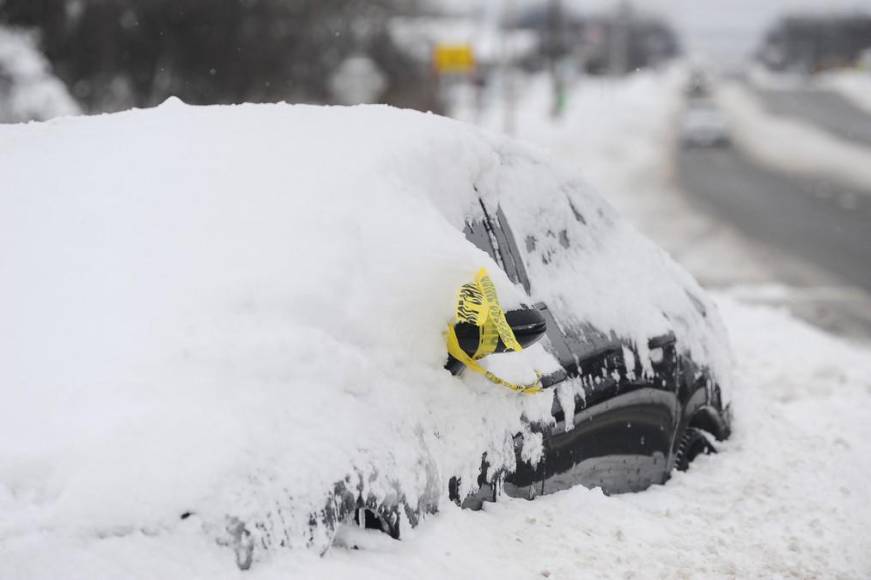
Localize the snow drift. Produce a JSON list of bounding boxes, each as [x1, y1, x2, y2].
[[0, 101, 730, 562]]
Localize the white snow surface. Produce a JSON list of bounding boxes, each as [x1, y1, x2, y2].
[[0, 25, 79, 123], [0, 99, 730, 569]]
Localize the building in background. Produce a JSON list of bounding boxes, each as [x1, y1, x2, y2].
[[758, 13, 871, 73], [0, 0, 440, 116]]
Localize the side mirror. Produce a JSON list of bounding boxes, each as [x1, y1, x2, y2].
[[446, 306, 547, 374], [502, 307, 548, 350]]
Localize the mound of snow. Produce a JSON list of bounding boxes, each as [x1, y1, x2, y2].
[[0, 102, 729, 557], [0, 26, 79, 123]]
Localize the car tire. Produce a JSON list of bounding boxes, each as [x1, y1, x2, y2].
[[674, 427, 716, 472], [354, 507, 401, 540]]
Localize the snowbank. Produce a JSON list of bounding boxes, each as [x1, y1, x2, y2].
[[716, 82, 871, 195], [499, 72, 683, 194], [0, 26, 79, 122], [0, 100, 729, 565], [463, 70, 688, 227]]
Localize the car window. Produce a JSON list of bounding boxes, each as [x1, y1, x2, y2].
[[463, 218, 497, 263], [491, 205, 531, 294], [506, 196, 618, 363], [464, 201, 531, 294], [470, 198, 616, 377]]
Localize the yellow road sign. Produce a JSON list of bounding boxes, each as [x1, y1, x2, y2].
[[434, 44, 475, 74]]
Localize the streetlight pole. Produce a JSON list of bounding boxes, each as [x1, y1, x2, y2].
[[502, 0, 516, 135], [548, 0, 565, 118], [610, 0, 631, 76]]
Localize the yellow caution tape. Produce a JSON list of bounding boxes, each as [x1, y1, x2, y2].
[[447, 268, 542, 394]]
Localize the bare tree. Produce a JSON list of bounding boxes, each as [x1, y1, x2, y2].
[[0, 0, 434, 112]]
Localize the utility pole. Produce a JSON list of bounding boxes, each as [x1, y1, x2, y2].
[[609, 0, 631, 76], [502, 0, 516, 135], [548, 0, 566, 118]]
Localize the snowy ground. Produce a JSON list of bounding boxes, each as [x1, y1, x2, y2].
[[3, 69, 871, 579]]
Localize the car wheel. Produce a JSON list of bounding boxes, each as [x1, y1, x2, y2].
[[353, 507, 401, 540], [674, 427, 716, 472]]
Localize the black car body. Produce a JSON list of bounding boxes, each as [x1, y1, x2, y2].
[[454, 201, 730, 504], [228, 197, 732, 570]]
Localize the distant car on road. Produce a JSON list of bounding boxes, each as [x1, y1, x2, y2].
[[680, 103, 731, 148], [684, 70, 711, 99]]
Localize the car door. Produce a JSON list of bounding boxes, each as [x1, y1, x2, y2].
[[468, 199, 680, 495]]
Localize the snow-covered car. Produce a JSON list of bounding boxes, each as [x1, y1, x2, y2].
[[680, 103, 731, 148], [1, 101, 732, 570]]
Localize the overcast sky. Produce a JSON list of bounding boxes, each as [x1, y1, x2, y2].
[[453, 0, 871, 65]]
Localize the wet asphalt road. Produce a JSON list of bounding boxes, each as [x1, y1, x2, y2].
[[677, 89, 871, 338], [678, 145, 871, 292], [753, 87, 871, 147]]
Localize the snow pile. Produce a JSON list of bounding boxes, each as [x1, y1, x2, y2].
[[464, 70, 689, 235], [0, 26, 79, 122], [715, 82, 871, 194], [515, 73, 681, 195], [819, 69, 871, 116], [0, 100, 729, 564]]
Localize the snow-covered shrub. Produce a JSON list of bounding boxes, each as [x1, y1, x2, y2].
[[0, 25, 79, 122]]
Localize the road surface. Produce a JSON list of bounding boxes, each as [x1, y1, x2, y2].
[[677, 141, 871, 339], [754, 87, 871, 147]]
